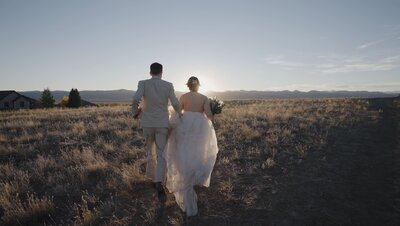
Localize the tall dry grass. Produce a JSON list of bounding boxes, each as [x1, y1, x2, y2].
[[0, 99, 377, 225]]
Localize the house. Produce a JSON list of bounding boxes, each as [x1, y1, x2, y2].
[[0, 90, 38, 110], [81, 99, 98, 107], [57, 96, 98, 108]]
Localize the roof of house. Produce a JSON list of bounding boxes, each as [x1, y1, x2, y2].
[[82, 99, 98, 107], [0, 90, 16, 100], [0, 90, 38, 103], [12, 94, 38, 103]]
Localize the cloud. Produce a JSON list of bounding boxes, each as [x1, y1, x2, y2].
[[269, 83, 336, 91], [358, 25, 400, 49], [361, 82, 400, 91], [270, 82, 400, 92], [264, 54, 400, 74], [381, 55, 400, 63], [320, 64, 393, 73], [264, 56, 305, 68], [319, 55, 400, 73], [384, 24, 400, 31], [358, 39, 385, 49]]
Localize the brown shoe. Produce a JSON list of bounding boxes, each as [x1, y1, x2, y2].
[[155, 182, 167, 203], [155, 182, 162, 190]]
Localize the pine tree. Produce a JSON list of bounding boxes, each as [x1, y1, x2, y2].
[[40, 88, 55, 108], [67, 88, 81, 108]]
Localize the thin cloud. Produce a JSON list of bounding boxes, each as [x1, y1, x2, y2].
[[320, 63, 398, 73], [358, 39, 385, 49], [337, 82, 400, 91], [264, 56, 305, 68], [320, 55, 400, 73], [384, 24, 400, 32], [362, 82, 400, 91], [271, 83, 400, 92], [264, 55, 400, 74], [269, 83, 336, 91], [381, 55, 400, 63]]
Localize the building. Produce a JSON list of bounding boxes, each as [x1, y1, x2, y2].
[[0, 90, 38, 110], [81, 99, 98, 107], [58, 96, 98, 108]]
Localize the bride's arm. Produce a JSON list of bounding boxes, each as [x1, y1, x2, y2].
[[178, 95, 185, 116], [169, 84, 181, 115], [204, 98, 214, 120]]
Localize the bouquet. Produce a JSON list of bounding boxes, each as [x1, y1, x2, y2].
[[209, 97, 225, 115]]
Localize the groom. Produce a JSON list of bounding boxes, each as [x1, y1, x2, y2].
[[132, 62, 181, 201]]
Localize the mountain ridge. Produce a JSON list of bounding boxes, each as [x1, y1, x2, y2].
[[19, 89, 399, 103]]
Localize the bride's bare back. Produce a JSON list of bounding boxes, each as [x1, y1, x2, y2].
[[180, 92, 213, 120]]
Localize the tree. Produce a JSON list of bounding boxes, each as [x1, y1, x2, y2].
[[40, 88, 55, 108], [67, 88, 81, 108]]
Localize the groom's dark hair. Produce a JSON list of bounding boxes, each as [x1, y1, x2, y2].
[[150, 62, 163, 75]]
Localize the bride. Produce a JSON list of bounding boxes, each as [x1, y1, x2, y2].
[[164, 76, 219, 217]]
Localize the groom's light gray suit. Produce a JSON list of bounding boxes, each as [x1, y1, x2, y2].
[[132, 75, 180, 183]]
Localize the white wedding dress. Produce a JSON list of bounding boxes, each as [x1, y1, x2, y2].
[[164, 110, 219, 216]]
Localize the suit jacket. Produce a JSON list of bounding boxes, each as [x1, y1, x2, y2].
[[132, 76, 181, 128]]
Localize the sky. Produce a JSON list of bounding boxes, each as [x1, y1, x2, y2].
[[1, 0, 400, 92]]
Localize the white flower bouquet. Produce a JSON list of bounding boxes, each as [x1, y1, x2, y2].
[[209, 97, 225, 115]]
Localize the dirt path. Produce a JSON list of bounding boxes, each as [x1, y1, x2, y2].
[[267, 98, 399, 225]]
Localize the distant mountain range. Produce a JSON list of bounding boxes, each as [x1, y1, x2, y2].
[[19, 89, 399, 103], [206, 90, 399, 100]]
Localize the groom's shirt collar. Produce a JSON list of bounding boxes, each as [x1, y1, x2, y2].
[[151, 75, 162, 80]]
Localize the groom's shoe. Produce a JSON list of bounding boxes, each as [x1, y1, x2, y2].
[[155, 182, 167, 203]]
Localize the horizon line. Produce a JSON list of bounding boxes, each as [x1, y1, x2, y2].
[[9, 88, 400, 94]]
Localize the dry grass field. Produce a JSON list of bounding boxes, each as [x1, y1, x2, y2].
[[0, 98, 398, 225]]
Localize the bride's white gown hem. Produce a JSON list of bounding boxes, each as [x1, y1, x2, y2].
[[165, 111, 219, 217]]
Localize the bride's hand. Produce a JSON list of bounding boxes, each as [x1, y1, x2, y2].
[[168, 128, 174, 137], [133, 108, 142, 119]]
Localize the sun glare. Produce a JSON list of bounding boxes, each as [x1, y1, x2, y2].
[[198, 75, 217, 93], [176, 69, 220, 93]]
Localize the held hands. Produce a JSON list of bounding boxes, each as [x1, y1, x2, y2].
[[133, 108, 142, 120], [168, 127, 173, 137]]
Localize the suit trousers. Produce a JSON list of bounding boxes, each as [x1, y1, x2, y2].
[[142, 127, 168, 183]]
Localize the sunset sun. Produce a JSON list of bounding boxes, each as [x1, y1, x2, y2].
[[198, 75, 217, 93]]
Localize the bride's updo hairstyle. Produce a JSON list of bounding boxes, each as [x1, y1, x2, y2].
[[186, 76, 200, 92]]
